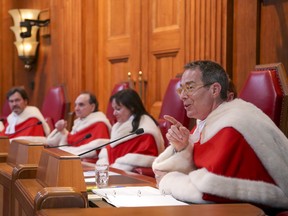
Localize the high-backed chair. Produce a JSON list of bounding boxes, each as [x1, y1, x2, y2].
[[158, 77, 190, 148], [106, 81, 131, 125], [41, 85, 70, 131], [132, 77, 190, 177], [277, 211, 288, 216], [239, 63, 288, 137], [0, 99, 11, 125]]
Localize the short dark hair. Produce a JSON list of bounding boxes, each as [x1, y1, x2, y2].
[[80, 91, 99, 112], [184, 60, 229, 100], [6, 87, 29, 103], [110, 89, 158, 132]]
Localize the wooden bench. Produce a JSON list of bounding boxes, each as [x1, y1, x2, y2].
[[0, 139, 44, 216], [12, 148, 88, 216], [0, 136, 10, 162]]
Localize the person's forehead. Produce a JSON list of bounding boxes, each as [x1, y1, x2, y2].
[[112, 99, 121, 107], [9, 92, 23, 100], [181, 69, 202, 84], [75, 94, 89, 104]]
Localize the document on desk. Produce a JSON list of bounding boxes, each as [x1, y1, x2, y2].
[[92, 186, 188, 207]]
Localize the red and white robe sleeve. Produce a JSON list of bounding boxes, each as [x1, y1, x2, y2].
[[152, 99, 288, 209]]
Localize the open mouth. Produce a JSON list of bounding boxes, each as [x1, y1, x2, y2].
[[184, 104, 191, 109]]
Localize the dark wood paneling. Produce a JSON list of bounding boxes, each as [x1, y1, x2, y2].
[[1, 0, 288, 120]]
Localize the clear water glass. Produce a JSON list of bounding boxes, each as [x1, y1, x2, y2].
[[95, 163, 109, 188]]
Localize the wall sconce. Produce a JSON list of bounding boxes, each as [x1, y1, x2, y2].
[[8, 9, 50, 70]]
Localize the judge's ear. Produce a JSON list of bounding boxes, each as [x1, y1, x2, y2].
[[210, 82, 221, 97]]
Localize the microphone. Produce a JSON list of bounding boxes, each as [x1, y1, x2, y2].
[[8, 121, 42, 136], [70, 133, 92, 146], [46, 133, 92, 148], [78, 128, 144, 156]]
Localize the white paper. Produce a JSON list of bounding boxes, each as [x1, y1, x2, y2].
[[92, 186, 188, 207], [85, 178, 96, 183]]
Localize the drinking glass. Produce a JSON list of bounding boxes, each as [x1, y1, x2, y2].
[[95, 163, 109, 188]]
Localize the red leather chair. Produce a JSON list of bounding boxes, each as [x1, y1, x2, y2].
[[239, 64, 288, 137], [0, 99, 11, 125], [106, 81, 131, 125], [277, 211, 288, 216], [41, 85, 70, 131], [158, 77, 190, 148], [132, 77, 190, 177], [239, 70, 282, 125]]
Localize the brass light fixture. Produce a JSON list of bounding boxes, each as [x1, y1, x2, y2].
[[8, 9, 50, 70]]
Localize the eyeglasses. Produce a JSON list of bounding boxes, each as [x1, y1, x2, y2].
[[176, 82, 213, 96]]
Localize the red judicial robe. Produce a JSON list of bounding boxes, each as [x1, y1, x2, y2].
[[47, 111, 111, 162], [0, 117, 46, 138], [0, 106, 50, 140], [153, 99, 288, 209], [97, 115, 165, 171]]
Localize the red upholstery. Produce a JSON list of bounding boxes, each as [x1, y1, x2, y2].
[[158, 78, 190, 148], [158, 78, 190, 126], [239, 70, 283, 127], [0, 99, 11, 124], [132, 78, 190, 177], [106, 82, 130, 125], [158, 119, 171, 148], [41, 85, 70, 131], [277, 211, 288, 216]]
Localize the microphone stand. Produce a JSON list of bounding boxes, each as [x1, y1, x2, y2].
[[46, 133, 92, 148], [78, 128, 144, 156], [8, 121, 42, 136]]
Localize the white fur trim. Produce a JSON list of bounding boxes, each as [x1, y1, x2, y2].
[[46, 129, 69, 146], [153, 99, 288, 206], [60, 138, 108, 158], [110, 115, 165, 154], [191, 168, 288, 208], [152, 144, 194, 174], [159, 171, 209, 204], [0, 121, 4, 132], [203, 99, 288, 198], [97, 148, 109, 165], [7, 106, 50, 136], [71, 112, 111, 134], [46, 111, 111, 147], [111, 153, 156, 171]]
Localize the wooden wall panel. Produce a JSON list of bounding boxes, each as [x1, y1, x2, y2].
[[97, 0, 141, 112], [49, 0, 99, 111], [50, 0, 84, 109], [1, 0, 288, 124], [146, 0, 185, 117], [0, 0, 14, 113], [260, 0, 288, 70], [233, 0, 259, 93], [0, 0, 50, 109], [187, 0, 232, 69]]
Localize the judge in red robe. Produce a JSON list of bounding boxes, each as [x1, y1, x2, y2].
[[46, 92, 111, 162], [152, 60, 288, 212], [0, 87, 50, 141], [97, 89, 165, 171]]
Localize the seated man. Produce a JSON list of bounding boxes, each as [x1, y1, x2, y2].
[[0, 86, 50, 141], [152, 60, 288, 214], [46, 91, 111, 163]]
